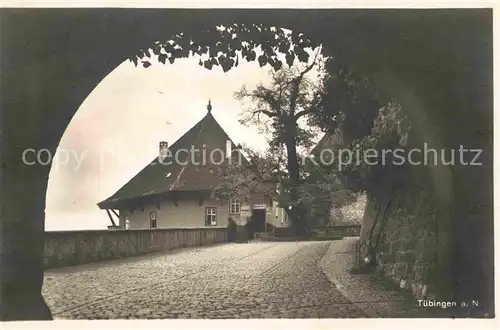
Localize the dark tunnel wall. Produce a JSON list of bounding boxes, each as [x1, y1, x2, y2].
[[0, 9, 493, 319]]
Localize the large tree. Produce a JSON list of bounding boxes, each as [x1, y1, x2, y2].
[[234, 56, 324, 234], [213, 54, 357, 232], [212, 146, 284, 204], [307, 58, 386, 145]]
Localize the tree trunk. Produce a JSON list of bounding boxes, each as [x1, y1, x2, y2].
[[283, 119, 309, 236]]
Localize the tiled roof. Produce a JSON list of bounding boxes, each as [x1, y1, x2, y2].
[[311, 129, 344, 156], [98, 112, 243, 209]]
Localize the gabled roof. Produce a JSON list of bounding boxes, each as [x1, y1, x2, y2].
[[98, 112, 243, 209], [301, 129, 344, 170], [311, 129, 344, 157]]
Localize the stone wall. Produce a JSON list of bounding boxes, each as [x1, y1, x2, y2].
[[311, 225, 362, 239], [358, 189, 448, 301], [338, 194, 368, 225], [44, 227, 227, 269]]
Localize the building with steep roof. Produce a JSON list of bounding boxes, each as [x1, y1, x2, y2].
[[310, 128, 344, 160], [98, 101, 289, 233], [308, 128, 366, 226]]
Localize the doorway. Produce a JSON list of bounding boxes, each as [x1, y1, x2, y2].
[[247, 209, 266, 239]]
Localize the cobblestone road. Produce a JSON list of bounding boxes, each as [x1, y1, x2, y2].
[[42, 241, 404, 319]]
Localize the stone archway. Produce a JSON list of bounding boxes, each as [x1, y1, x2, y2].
[[0, 9, 493, 319]]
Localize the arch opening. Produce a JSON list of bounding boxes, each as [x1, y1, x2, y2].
[[1, 10, 492, 320]]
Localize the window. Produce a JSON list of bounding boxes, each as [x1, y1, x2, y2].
[[205, 207, 217, 226], [150, 211, 157, 228], [229, 199, 240, 215], [125, 217, 131, 230]]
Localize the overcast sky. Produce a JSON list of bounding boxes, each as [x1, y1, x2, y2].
[[45, 51, 322, 231]]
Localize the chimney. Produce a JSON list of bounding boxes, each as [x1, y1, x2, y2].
[[159, 141, 168, 161], [226, 140, 232, 160]]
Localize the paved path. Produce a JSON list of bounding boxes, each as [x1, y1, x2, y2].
[[321, 238, 428, 317], [42, 240, 421, 319]]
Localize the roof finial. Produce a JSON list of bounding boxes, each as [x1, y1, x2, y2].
[[207, 99, 212, 113]]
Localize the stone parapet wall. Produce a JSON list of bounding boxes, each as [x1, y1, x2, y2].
[[44, 227, 227, 269]]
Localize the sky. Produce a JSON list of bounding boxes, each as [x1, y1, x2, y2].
[[44, 50, 323, 231]]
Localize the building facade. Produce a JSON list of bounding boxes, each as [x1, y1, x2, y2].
[[117, 197, 289, 230], [98, 101, 289, 232]]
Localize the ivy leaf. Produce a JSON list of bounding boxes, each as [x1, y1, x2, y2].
[[142, 61, 151, 68], [258, 55, 268, 67], [231, 37, 242, 51], [210, 58, 219, 66], [273, 60, 283, 71], [131, 56, 138, 66], [247, 50, 256, 61], [241, 46, 249, 58], [221, 58, 234, 72], [263, 47, 275, 58], [158, 54, 167, 64], [285, 52, 295, 67], [204, 60, 214, 70], [278, 41, 290, 53], [267, 57, 276, 70], [296, 49, 310, 63], [176, 47, 190, 58], [163, 43, 174, 54]]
